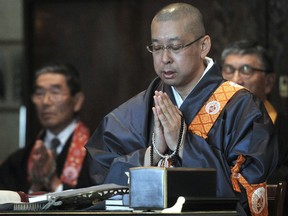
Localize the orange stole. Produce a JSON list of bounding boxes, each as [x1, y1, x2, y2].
[[61, 122, 90, 187], [231, 155, 268, 216], [189, 81, 244, 138], [186, 81, 268, 215]]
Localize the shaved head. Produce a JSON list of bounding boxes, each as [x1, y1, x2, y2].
[[152, 3, 205, 36]]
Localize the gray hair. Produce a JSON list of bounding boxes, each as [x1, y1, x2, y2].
[[221, 40, 273, 73], [34, 63, 82, 96]]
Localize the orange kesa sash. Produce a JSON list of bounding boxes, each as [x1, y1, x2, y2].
[[231, 155, 268, 216], [188, 81, 268, 215], [189, 81, 244, 138]]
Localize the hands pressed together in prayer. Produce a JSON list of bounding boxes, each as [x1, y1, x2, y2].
[[27, 140, 61, 192], [144, 91, 186, 166]]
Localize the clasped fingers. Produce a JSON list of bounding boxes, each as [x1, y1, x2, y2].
[[154, 91, 181, 127]]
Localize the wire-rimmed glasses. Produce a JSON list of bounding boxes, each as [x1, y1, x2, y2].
[[146, 35, 204, 54], [32, 87, 70, 102], [222, 64, 268, 78]]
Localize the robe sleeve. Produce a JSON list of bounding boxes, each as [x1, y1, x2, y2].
[[223, 91, 278, 183], [182, 90, 278, 193], [85, 81, 159, 186]]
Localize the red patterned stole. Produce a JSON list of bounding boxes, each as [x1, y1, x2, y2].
[[28, 121, 90, 188], [60, 121, 90, 186]]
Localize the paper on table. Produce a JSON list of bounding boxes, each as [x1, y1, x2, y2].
[[0, 191, 23, 204]]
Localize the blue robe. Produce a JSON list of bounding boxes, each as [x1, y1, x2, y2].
[[86, 62, 278, 214]]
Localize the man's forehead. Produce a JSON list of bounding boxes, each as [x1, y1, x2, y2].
[[151, 22, 190, 39], [36, 73, 65, 81], [225, 54, 262, 64], [36, 73, 67, 87]]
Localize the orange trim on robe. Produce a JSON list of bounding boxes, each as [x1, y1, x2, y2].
[[187, 81, 268, 216], [264, 100, 277, 124], [231, 155, 268, 216], [189, 81, 244, 138]]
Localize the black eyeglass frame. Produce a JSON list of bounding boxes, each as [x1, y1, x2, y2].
[[146, 35, 205, 54], [222, 64, 269, 77]]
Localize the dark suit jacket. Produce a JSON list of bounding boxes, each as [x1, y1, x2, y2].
[[0, 131, 93, 193]]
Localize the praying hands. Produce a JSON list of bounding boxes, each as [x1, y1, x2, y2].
[[27, 140, 61, 192], [144, 91, 186, 167]]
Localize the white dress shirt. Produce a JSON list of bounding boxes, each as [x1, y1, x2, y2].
[[44, 120, 77, 155]]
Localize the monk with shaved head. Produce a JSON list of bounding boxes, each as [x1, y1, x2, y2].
[[86, 3, 277, 215]]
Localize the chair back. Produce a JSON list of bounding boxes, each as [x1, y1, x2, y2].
[[267, 181, 287, 216]]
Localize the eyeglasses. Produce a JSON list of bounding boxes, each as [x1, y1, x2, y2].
[[222, 64, 268, 78], [146, 35, 204, 54], [32, 87, 70, 102]]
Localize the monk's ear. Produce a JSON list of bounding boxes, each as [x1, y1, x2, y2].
[[200, 35, 211, 58]]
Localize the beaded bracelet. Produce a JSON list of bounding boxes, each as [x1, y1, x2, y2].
[[150, 116, 185, 167]]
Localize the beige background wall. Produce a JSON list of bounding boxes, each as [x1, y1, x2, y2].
[[0, 0, 24, 161]]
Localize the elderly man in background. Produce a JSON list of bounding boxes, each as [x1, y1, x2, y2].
[[0, 63, 93, 193]]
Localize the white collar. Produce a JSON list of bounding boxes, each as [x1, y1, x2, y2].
[[172, 57, 214, 108], [44, 120, 77, 154]]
